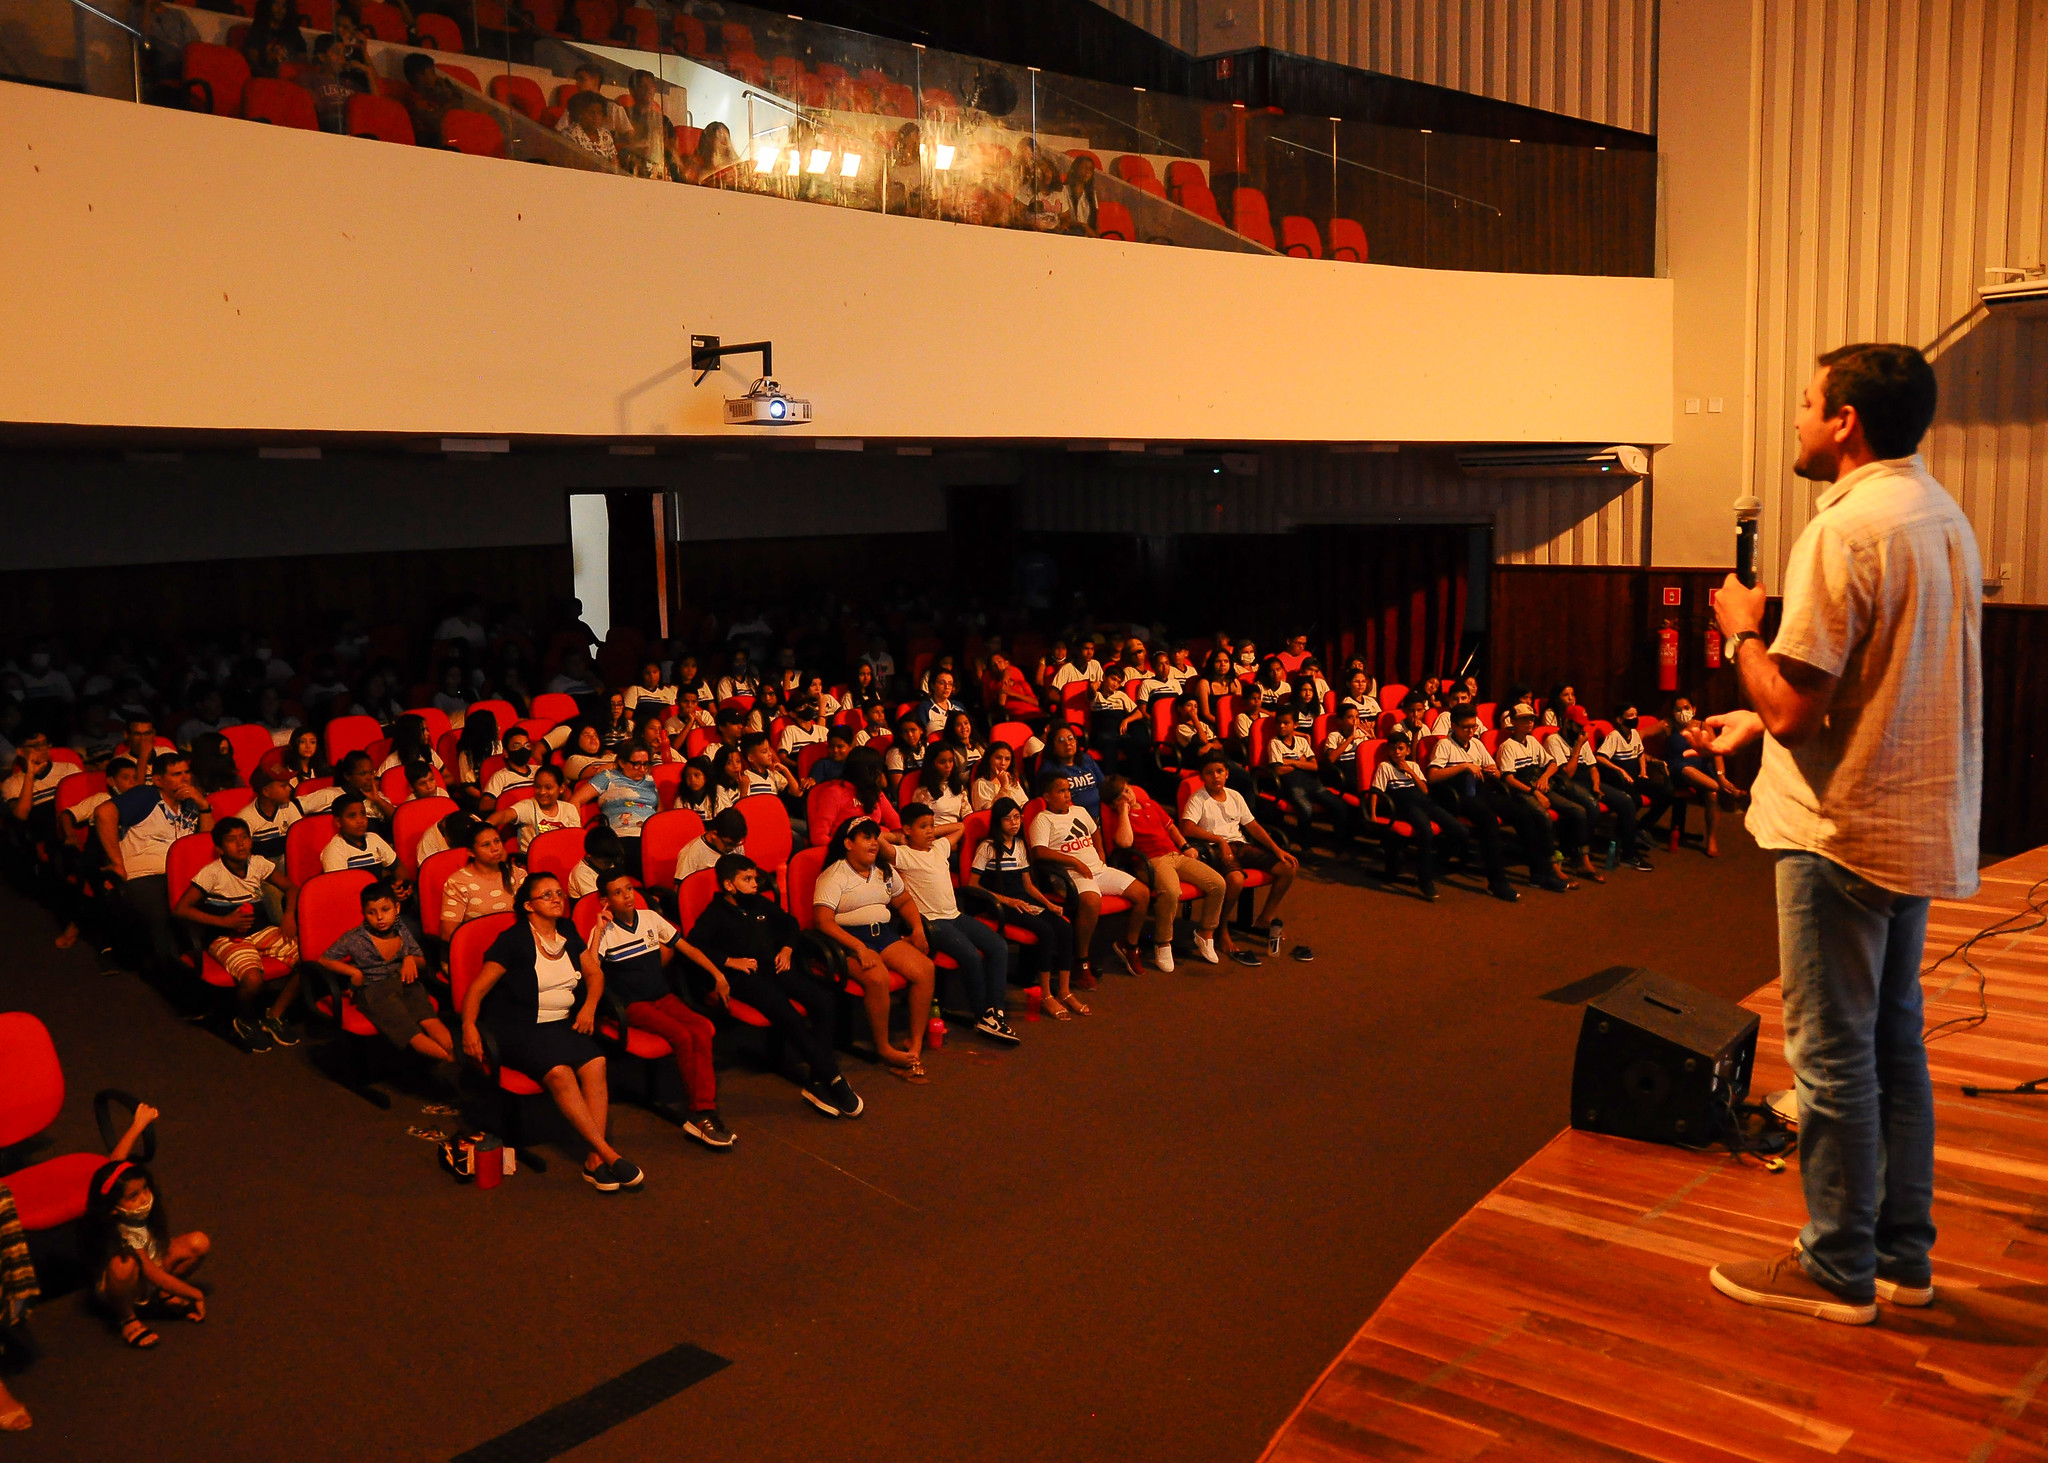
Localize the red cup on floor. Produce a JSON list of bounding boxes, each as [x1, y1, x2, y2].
[[1025, 986, 1042, 1021], [926, 1013, 945, 1049], [475, 1138, 503, 1189]]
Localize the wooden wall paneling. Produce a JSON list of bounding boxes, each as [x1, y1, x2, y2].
[[0, 544, 573, 670]]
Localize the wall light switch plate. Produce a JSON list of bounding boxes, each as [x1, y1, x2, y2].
[[1685, 398, 1701, 414], [1707, 397, 1725, 413]]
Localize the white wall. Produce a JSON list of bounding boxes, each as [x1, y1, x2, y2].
[[0, 82, 1671, 450]]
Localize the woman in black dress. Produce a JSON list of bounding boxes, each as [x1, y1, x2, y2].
[[458, 872, 643, 1192]]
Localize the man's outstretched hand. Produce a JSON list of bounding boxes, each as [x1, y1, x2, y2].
[[1694, 711, 1765, 755]]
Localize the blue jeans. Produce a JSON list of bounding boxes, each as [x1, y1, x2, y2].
[[1776, 852, 1935, 1301], [926, 914, 1009, 1013]]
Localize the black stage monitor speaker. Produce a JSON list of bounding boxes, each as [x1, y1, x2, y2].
[[1571, 969, 1760, 1144]]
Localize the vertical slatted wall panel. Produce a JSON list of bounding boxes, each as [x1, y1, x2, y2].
[[1090, 0, 1659, 132], [1747, 0, 2048, 604], [1016, 447, 1645, 565]]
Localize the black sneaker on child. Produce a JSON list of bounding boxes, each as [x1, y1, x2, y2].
[[1488, 879, 1520, 902], [684, 1111, 736, 1148], [1625, 853, 1655, 871], [825, 1075, 864, 1118], [582, 1159, 620, 1192], [975, 1008, 1021, 1044], [232, 1015, 273, 1053], [262, 1013, 303, 1047], [608, 1156, 645, 1188]]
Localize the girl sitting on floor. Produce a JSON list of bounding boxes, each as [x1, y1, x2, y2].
[[84, 1106, 209, 1350]]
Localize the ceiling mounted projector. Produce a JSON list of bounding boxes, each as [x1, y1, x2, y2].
[[1455, 444, 1650, 479], [724, 377, 813, 427], [1982, 266, 2048, 314]]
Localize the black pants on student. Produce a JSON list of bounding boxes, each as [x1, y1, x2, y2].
[[1516, 789, 1588, 858], [1605, 770, 1671, 839], [1279, 771, 1353, 838], [1546, 779, 1602, 856], [1431, 775, 1510, 880], [723, 963, 841, 1083], [1380, 786, 1467, 878], [119, 874, 180, 975], [1489, 786, 1559, 871], [1001, 906, 1074, 980]]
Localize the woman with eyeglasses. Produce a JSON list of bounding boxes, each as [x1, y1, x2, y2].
[[571, 745, 660, 879], [460, 873, 643, 1192]]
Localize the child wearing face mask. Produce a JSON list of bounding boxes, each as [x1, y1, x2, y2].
[[1666, 697, 1744, 856], [1596, 703, 1675, 845], [84, 1104, 212, 1350]]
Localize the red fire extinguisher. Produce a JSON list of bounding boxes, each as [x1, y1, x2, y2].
[[1658, 620, 1680, 692], [1704, 626, 1723, 668]]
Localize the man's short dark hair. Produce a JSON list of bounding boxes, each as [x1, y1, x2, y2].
[[566, 90, 605, 124], [900, 801, 933, 824], [598, 868, 637, 897], [402, 51, 434, 83], [211, 816, 249, 846], [1036, 770, 1070, 796], [715, 707, 746, 727], [360, 881, 397, 909], [338, 750, 372, 777], [827, 727, 853, 747], [312, 33, 339, 57], [333, 793, 366, 815], [106, 756, 138, 778], [150, 753, 186, 778], [1451, 705, 1479, 725], [738, 732, 769, 757], [1196, 753, 1231, 773], [1817, 343, 1938, 458], [711, 809, 747, 841]]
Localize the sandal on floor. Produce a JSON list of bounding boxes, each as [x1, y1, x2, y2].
[[1063, 993, 1092, 1015], [1041, 995, 1072, 1021], [887, 1059, 930, 1083], [119, 1318, 159, 1350]]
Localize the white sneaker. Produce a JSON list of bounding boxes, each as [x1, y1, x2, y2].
[[1192, 933, 1219, 964], [1154, 944, 1175, 972]]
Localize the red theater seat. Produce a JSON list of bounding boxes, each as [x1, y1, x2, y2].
[[348, 93, 416, 143], [0, 1013, 132, 1232], [242, 76, 318, 128], [1096, 200, 1136, 241], [1280, 215, 1323, 258], [414, 13, 464, 50], [440, 109, 505, 157], [489, 73, 546, 119], [1229, 185, 1276, 248], [182, 42, 250, 117], [358, 1, 408, 40], [1329, 216, 1369, 263]]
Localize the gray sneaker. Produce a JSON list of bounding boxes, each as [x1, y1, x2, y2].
[[684, 1111, 735, 1149]]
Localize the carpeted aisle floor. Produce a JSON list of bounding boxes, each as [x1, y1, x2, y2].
[[0, 826, 1781, 1463]]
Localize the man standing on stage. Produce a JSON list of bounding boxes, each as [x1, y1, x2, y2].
[[1702, 342, 1980, 1326]]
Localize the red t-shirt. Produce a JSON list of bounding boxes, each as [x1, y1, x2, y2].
[[1122, 797, 1181, 860]]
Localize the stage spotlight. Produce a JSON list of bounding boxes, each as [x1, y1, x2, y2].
[[933, 143, 955, 170], [839, 151, 862, 177], [783, 148, 801, 175], [752, 141, 780, 171], [807, 148, 832, 174]]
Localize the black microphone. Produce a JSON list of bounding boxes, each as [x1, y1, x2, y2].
[[1734, 494, 1761, 588]]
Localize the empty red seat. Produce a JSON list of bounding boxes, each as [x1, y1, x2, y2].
[[0, 1013, 126, 1233], [1175, 181, 1226, 227], [1110, 154, 1155, 186], [1329, 216, 1369, 262], [1229, 185, 1276, 248], [1280, 214, 1322, 258], [569, 0, 614, 40], [878, 81, 914, 115], [1163, 159, 1206, 195], [348, 92, 416, 143], [414, 13, 464, 50], [241, 75, 318, 129], [674, 13, 707, 53], [769, 55, 803, 90], [358, 0, 408, 40], [440, 62, 480, 91], [621, 6, 658, 48], [181, 42, 249, 117], [719, 19, 753, 51], [489, 73, 545, 118], [298, 0, 334, 27], [723, 51, 765, 85], [440, 108, 505, 156]]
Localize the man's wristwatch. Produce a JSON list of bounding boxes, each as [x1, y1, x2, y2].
[[1723, 630, 1764, 663]]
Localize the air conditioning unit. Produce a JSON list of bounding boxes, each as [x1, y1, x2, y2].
[[1455, 444, 1650, 479], [1982, 266, 2048, 314]]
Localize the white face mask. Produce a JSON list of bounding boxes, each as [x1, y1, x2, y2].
[[1674, 708, 1695, 726], [117, 1193, 154, 1224]]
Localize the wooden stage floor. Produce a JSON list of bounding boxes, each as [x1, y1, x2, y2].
[[1260, 845, 2048, 1463]]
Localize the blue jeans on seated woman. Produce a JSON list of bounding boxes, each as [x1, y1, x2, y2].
[[1777, 852, 1935, 1301], [924, 914, 1008, 1013]]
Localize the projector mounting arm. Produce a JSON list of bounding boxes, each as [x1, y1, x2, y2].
[[691, 335, 772, 387]]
